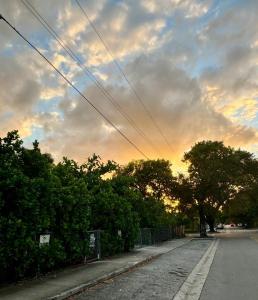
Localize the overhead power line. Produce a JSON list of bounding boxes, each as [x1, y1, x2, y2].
[[75, 0, 173, 153], [20, 0, 161, 156], [0, 14, 149, 159]]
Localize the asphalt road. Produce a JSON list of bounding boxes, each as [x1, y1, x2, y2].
[[200, 230, 258, 300], [71, 239, 211, 300], [71, 230, 258, 300]]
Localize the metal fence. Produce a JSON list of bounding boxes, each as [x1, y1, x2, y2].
[[135, 226, 185, 248], [85, 226, 185, 261]]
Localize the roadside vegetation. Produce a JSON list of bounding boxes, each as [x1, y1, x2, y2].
[[177, 141, 258, 236], [0, 130, 258, 282]]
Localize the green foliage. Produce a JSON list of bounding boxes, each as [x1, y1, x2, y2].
[[0, 131, 90, 282], [181, 140, 258, 235], [223, 165, 258, 227], [0, 133, 142, 282], [120, 159, 178, 228], [52, 159, 91, 263], [122, 159, 174, 200], [5, 131, 256, 282], [83, 156, 139, 255]]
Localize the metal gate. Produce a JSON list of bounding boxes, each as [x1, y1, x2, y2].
[[85, 230, 101, 262]]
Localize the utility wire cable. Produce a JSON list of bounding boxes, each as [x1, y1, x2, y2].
[[20, 0, 161, 156], [0, 14, 149, 159], [75, 0, 173, 153]]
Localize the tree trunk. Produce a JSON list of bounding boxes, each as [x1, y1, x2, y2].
[[199, 205, 207, 237], [206, 218, 216, 232], [208, 221, 215, 232]]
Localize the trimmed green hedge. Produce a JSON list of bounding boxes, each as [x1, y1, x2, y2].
[[0, 131, 181, 282], [0, 132, 139, 282]]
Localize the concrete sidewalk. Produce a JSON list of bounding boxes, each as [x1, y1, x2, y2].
[[0, 238, 191, 300]]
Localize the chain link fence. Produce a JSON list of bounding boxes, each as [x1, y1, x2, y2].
[[135, 226, 185, 248], [86, 226, 185, 261]]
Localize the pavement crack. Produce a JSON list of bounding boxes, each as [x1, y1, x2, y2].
[[168, 270, 188, 277]]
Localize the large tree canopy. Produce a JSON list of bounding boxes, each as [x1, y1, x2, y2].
[[121, 159, 175, 200], [120, 159, 178, 227], [182, 141, 257, 236], [223, 154, 258, 227]]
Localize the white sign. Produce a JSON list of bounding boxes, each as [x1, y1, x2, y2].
[[89, 234, 95, 248], [39, 234, 50, 246], [118, 230, 122, 237]]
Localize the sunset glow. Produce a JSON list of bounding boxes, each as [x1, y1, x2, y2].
[[0, 0, 257, 172]]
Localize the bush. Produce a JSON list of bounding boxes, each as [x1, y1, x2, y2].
[[0, 132, 91, 282], [86, 166, 139, 256], [0, 131, 182, 283]]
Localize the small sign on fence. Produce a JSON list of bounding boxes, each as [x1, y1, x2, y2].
[[39, 234, 50, 246], [89, 233, 96, 248]]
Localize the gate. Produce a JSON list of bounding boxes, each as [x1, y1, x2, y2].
[[86, 230, 101, 262]]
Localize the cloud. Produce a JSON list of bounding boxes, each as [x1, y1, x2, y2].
[[201, 1, 258, 48], [42, 0, 172, 67], [40, 85, 66, 100], [201, 45, 258, 124], [218, 98, 258, 122], [0, 42, 67, 138], [141, 0, 211, 18], [0, 0, 257, 171], [0, 56, 40, 113], [36, 56, 258, 168], [196, 1, 258, 132]]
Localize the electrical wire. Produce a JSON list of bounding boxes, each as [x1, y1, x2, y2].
[[75, 0, 173, 153], [20, 0, 161, 156], [0, 13, 150, 159]]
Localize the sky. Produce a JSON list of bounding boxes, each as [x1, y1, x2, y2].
[[0, 0, 257, 172]]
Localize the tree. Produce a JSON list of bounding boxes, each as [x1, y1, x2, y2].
[[0, 131, 91, 281], [0, 131, 60, 280], [81, 155, 139, 254], [121, 159, 174, 200], [120, 159, 177, 228], [174, 174, 199, 230], [53, 158, 91, 263], [183, 141, 245, 237], [223, 155, 258, 227]]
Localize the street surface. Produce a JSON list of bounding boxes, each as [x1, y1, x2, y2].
[[200, 230, 258, 300], [72, 239, 212, 300], [71, 230, 258, 300]]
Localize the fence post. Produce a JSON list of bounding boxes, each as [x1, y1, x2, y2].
[[96, 230, 101, 260], [140, 228, 143, 247]]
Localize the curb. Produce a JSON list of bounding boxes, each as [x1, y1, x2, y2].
[[48, 254, 160, 300], [48, 238, 192, 300], [173, 238, 218, 300]]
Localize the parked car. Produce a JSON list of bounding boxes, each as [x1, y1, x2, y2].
[[224, 223, 236, 228], [216, 223, 224, 229]]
